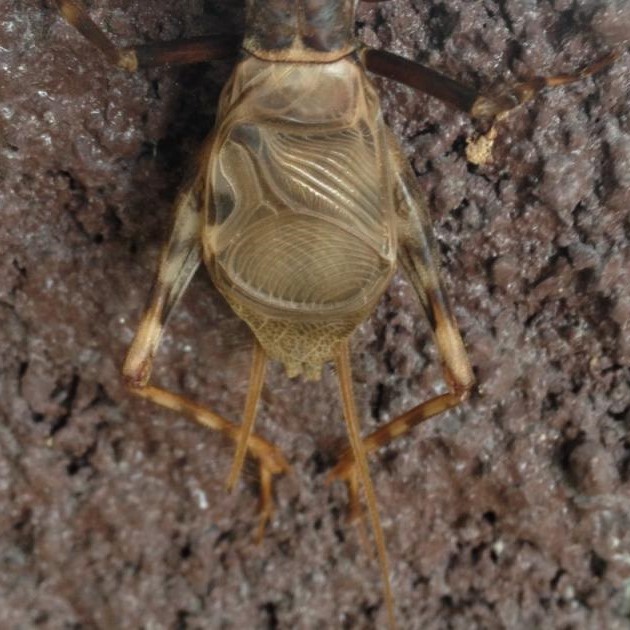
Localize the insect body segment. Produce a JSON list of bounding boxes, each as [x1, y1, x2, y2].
[[243, 0, 358, 62], [207, 56, 397, 379]]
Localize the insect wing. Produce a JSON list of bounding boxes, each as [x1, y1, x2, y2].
[[206, 58, 397, 316]]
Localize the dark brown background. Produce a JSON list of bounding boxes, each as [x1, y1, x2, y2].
[[2, 1, 630, 628]]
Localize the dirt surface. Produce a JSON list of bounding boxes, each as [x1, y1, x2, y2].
[[2, 1, 630, 628]]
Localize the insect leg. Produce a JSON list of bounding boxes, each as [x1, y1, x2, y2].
[[361, 48, 619, 124], [123, 180, 203, 387], [131, 384, 289, 537], [54, 0, 238, 71], [336, 342, 397, 630], [122, 177, 288, 537], [328, 138, 474, 515]]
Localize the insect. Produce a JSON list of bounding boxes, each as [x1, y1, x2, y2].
[[50, 1, 619, 627]]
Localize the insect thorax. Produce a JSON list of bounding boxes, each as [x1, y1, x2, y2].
[[205, 56, 397, 379], [243, 0, 358, 63]]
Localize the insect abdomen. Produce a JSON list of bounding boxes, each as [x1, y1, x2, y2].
[[205, 57, 396, 376]]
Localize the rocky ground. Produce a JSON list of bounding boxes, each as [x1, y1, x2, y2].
[[1, 1, 629, 628]]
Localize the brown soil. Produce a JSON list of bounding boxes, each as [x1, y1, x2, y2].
[[1, 1, 630, 628]]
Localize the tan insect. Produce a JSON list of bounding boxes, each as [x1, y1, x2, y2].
[[52, 1, 618, 626]]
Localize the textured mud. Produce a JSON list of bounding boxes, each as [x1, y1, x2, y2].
[[2, 1, 630, 628]]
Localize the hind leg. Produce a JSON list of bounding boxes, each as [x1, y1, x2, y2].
[[328, 136, 474, 519], [123, 176, 289, 538]]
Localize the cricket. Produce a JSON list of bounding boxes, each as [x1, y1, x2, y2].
[[49, 1, 620, 627]]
